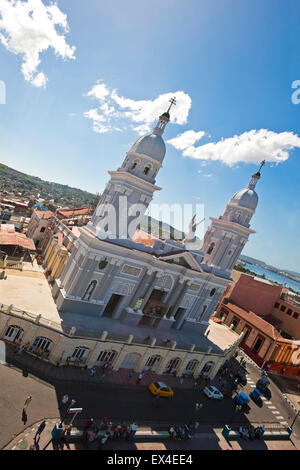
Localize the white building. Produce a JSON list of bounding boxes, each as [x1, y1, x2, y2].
[[52, 104, 263, 342]]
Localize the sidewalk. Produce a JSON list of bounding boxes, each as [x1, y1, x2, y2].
[[5, 343, 200, 391], [4, 418, 299, 451]]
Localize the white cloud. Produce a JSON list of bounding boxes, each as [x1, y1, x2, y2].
[[167, 130, 205, 151], [169, 128, 300, 166], [84, 81, 192, 135], [0, 0, 75, 87]]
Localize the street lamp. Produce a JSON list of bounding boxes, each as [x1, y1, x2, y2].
[[189, 402, 203, 427], [60, 399, 76, 426]]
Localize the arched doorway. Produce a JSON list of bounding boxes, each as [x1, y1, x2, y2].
[[96, 350, 117, 367], [164, 357, 181, 374], [183, 359, 199, 375], [3, 325, 24, 343], [144, 355, 161, 372], [120, 353, 140, 369], [200, 361, 215, 376]]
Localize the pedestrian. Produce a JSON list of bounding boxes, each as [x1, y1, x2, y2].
[[97, 432, 109, 450], [297, 384, 300, 393], [89, 367, 96, 379], [128, 369, 134, 379], [35, 420, 46, 439], [168, 426, 175, 438], [22, 408, 27, 425], [136, 373, 143, 384], [24, 395, 32, 410], [179, 375, 185, 385], [60, 424, 72, 450], [129, 422, 137, 439]]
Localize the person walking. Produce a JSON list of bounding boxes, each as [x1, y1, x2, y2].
[[136, 373, 143, 384], [24, 395, 32, 410], [89, 367, 96, 379], [35, 420, 46, 439], [179, 375, 185, 385], [129, 423, 137, 439], [22, 408, 27, 425]]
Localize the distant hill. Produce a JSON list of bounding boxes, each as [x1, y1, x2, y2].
[[0, 163, 95, 208]]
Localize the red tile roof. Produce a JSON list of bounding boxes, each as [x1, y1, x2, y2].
[[0, 224, 35, 251], [57, 207, 90, 218], [226, 302, 281, 340], [132, 229, 156, 247], [36, 210, 55, 219]]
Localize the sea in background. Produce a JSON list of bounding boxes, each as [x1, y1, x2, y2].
[[245, 262, 300, 293]]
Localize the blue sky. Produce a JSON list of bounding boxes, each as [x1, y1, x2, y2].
[[0, 0, 299, 272]]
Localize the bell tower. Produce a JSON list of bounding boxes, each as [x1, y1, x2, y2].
[[86, 98, 177, 240], [201, 161, 265, 276]]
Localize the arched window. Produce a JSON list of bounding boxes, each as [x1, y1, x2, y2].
[[207, 242, 215, 255], [82, 280, 97, 301], [143, 165, 151, 175], [98, 259, 108, 270], [131, 159, 140, 170], [71, 346, 90, 362], [201, 361, 214, 375], [97, 350, 117, 365], [210, 288, 216, 297], [197, 304, 207, 322], [32, 336, 53, 353], [164, 357, 181, 374], [184, 359, 199, 373], [145, 355, 161, 371], [4, 325, 24, 343]]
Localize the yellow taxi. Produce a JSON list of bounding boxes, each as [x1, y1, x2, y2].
[[149, 381, 174, 398]]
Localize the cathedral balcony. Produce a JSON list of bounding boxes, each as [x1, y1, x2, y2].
[[139, 299, 169, 328]]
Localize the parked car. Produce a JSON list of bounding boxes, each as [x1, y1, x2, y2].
[[235, 368, 247, 386], [256, 376, 270, 391], [149, 382, 174, 398], [233, 392, 250, 407], [203, 385, 223, 400], [250, 387, 262, 403]]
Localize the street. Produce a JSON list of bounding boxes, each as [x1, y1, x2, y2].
[[1, 350, 300, 450]]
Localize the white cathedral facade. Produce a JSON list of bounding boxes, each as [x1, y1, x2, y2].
[[52, 105, 262, 339]]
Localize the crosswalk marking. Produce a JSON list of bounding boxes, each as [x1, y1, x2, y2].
[[272, 411, 280, 414], [280, 422, 288, 425], [265, 401, 272, 404], [268, 406, 276, 409], [276, 416, 285, 420]]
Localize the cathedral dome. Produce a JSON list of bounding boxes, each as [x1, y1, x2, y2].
[[230, 188, 258, 211], [130, 133, 166, 163]]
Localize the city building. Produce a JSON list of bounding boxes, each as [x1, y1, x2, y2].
[[215, 272, 300, 376], [26, 209, 55, 248]]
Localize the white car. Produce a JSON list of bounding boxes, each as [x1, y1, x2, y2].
[[203, 385, 223, 400]]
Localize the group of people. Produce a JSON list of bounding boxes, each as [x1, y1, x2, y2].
[[238, 425, 265, 440], [168, 424, 193, 440], [81, 418, 138, 450]]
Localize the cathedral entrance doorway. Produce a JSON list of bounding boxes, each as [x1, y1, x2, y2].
[[149, 289, 165, 302], [102, 294, 124, 318]]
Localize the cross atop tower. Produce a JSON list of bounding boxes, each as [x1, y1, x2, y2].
[[258, 160, 265, 172], [167, 96, 177, 114]]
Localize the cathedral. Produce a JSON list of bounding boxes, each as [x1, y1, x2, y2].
[[52, 101, 263, 342]]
